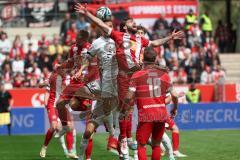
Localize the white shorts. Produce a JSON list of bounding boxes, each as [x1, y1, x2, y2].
[[86, 78, 118, 98], [79, 98, 118, 125]]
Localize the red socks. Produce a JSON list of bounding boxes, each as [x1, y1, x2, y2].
[[85, 139, 93, 159], [44, 129, 54, 146], [119, 113, 133, 140], [172, 132, 179, 151], [119, 118, 127, 140], [138, 145, 147, 160], [126, 113, 132, 138], [152, 146, 161, 160], [66, 131, 74, 151]]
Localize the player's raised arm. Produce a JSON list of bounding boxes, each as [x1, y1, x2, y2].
[[74, 55, 90, 81], [149, 30, 185, 47], [169, 89, 179, 118], [75, 3, 111, 34]]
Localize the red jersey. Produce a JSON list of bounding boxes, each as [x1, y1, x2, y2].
[[85, 58, 99, 83], [129, 66, 172, 122], [109, 29, 149, 72], [69, 43, 99, 84]]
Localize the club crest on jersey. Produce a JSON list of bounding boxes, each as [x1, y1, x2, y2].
[[130, 40, 137, 52]]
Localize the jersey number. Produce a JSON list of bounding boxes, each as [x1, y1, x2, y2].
[[147, 77, 161, 97]]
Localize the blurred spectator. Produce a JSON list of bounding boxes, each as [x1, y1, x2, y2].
[[188, 69, 200, 83], [53, 54, 63, 67], [225, 23, 236, 52], [23, 33, 38, 53], [39, 55, 53, 72], [200, 11, 213, 43], [0, 32, 11, 54], [60, 12, 72, 43], [184, 9, 197, 31], [187, 21, 202, 48], [41, 67, 51, 83], [10, 40, 25, 60], [186, 83, 201, 103], [26, 62, 42, 79], [38, 34, 50, 50], [1, 55, 11, 70], [48, 34, 63, 56], [13, 35, 23, 48], [204, 38, 220, 67], [2, 64, 12, 88], [76, 15, 90, 31], [65, 23, 77, 45], [171, 67, 187, 84], [0, 83, 13, 135], [13, 73, 24, 88], [170, 16, 182, 31], [12, 55, 24, 74], [212, 64, 226, 84], [154, 23, 169, 39], [200, 65, 213, 84], [26, 74, 38, 87], [153, 14, 169, 31], [214, 20, 227, 53], [24, 53, 35, 70]]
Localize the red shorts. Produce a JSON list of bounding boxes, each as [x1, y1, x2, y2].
[[57, 106, 73, 126], [166, 117, 175, 130], [61, 83, 84, 100], [117, 74, 134, 110], [46, 107, 58, 123], [46, 91, 59, 123], [73, 98, 92, 111], [136, 121, 165, 145]]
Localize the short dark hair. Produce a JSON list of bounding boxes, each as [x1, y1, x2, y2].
[[144, 47, 157, 63], [120, 17, 133, 32], [77, 30, 89, 40], [137, 25, 146, 34]]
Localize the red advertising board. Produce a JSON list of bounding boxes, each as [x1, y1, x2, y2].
[[9, 83, 239, 108], [9, 88, 46, 108], [89, 0, 198, 27]]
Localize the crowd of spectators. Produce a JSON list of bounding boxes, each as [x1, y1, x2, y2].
[[0, 9, 231, 89]]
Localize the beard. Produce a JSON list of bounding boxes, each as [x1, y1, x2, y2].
[[127, 26, 137, 35]]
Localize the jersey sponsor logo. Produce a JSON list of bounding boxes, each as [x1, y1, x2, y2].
[[143, 104, 165, 109]]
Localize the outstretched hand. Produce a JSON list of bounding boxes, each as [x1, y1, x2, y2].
[[171, 30, 185, 40], [74, 3, 88, 14]]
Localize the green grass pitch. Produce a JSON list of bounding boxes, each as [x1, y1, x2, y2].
[[0, 130, 239, 160]]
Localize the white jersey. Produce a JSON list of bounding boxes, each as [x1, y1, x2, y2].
[[88, 36, 118, 78], [87, 36, 118, 97]]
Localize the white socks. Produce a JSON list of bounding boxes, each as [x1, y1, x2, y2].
[[162, 132, 174, 157], [59, 135, 68, 155], [72, 129, 77, 154], [79, 136, 88, 158]]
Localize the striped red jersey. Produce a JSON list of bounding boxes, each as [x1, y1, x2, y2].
[[109, 29, 150, 71], [129, 67, 172, 122]]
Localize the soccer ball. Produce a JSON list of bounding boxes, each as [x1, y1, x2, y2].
[[96, 6, 112, 21]]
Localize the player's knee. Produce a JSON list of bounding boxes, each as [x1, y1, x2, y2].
[[151, 140, 161, 147], [56, 100, 65, 109], [67, 122, 74, 131], [51, 122, 58, 131], [70, 98, 79, 111], [172, 125, 179, 133], [84, 130, 93, 139], [138, 143, 146, 148]]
